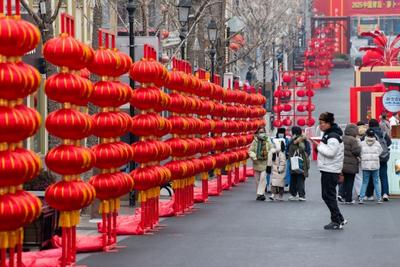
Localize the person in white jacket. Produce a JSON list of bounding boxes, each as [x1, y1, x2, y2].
[[358, 129, 383, 204], [266, 138, 287, 201], [314, 112, 346, 230]]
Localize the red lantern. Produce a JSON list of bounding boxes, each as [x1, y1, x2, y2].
[[45, 181, 96, 211], [45, 145, 95, 175], [296, 89, 306, 97], [297, 118, 306, 126], [0, 16, 41, 57], [46, 109, 93, 140], [43, 33, 87, 69], [282, 72, 292, 83], [0, 62, 41, 100], [273, 120, 282, 128]]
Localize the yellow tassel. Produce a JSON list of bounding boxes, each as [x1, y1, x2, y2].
[[18, 228, 24, 244], [214, 168, 221, 176], [115, 198, 121, 212], [201, 172, 208, 180], [225, 164, 231, 171], [99, 200, 110, 214], [235, 162, 240, 168], [141, 191, 147, 203], [0, 232, 9, 249], [71, 210, 80, 226], [110, 199, 115, 212], [59, 211, 71, 228], [8, 230, 17, 248]]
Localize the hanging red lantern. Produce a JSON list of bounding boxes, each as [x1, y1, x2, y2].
[[45, 73, 92, 105], [282, 72, 292, 83], [0, 191, 41, 231], [0, 105, 40, 143], [46, 109, 93, 140], [0, 62, 41, 100], [0, 148, 41, 187], [92, 111, 131, 138], [45, 180, 96, 211], [43, 33, 87, 69], [0, 16, 41, 58], [45, 145, 95, 175]]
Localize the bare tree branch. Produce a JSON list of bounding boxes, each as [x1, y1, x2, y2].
[[50, 0, 64, 23], [20, 0, 42, 26]]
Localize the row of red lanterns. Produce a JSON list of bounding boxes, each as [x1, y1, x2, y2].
[[87, 30, 135, 248], [130, 45, 172, 232], [43, 14, 96, 267], [0, 3, 43, 266]]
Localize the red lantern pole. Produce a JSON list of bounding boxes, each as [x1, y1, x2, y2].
[[43, 13, 96, 266], [0, 2, 43, 266], [88, 28, 134, 244]]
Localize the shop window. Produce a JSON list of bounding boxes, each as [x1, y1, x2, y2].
[[394, 19, 400, 35]]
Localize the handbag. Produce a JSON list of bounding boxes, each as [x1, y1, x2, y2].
[[290, 150, 304, 174]]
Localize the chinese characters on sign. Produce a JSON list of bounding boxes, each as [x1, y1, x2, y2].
[[352, 0, 400, 9], [382, 90, 400, 113]]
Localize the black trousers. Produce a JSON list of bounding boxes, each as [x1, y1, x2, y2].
[[341, 173, 355, 202], [289, 173, 305, 198], [321, 171, 344, 224]]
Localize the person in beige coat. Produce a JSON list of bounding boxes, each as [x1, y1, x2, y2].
[[267, 138, 287, 201], [248, 127, 271, 201]]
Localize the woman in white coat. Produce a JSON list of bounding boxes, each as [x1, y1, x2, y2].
[[267, 138, 287, 201], [359, 129, 383, 204]]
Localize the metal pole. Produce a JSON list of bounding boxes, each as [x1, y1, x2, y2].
[[271, 41, 276, 111], [180, 27, 186, 59], [210, 45, 216, 83], [127, 0, 137, 171]]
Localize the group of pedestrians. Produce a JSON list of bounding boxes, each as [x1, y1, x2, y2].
[[249, 111, 395, 230], [248, 126, 311, 202]]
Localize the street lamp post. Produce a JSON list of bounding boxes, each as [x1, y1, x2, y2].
[[207, 19, 218, 83], [177, 0, 192, 59], [127, 0, 137, 174]]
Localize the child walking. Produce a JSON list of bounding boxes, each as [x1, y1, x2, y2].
[[267, 138, 287, 201], [359, 129, 383, 204]]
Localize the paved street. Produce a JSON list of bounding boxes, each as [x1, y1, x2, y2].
[[80, 70, 400, 267]]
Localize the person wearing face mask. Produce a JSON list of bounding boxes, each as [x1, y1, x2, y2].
[[311, 112, 346, 230], [248, 127, 271, 201], [275, 128, 291, 190], [288, 126, 311, 201]]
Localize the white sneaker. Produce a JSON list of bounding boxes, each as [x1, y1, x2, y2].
[[377, 199, 383, 204], [288, 195, 298, 201], [298, 197, 306, 201], [367, 196, 374, 201], [269, 194, 275, 201], [383, 194, 389, 202]]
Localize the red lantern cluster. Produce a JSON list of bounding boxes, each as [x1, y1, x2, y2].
[[273, 71, 316, 128], [0, 3, 42, 263], [304, 25, 335, 89], [87, 30, 134, 246], [43, 13, 96, 266], [161, 60, 266, 210], [129, 45, 171, 232]]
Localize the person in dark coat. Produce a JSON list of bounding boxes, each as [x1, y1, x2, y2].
[[365, 119, 392, 201], [287, 126, 310, 201], [340, 124, 361, 204]]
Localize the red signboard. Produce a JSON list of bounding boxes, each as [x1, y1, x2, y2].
[[314, 0, 400, 16]]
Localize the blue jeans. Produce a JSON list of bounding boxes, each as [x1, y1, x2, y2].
[[360, 170, 381, 200], [285, 159, 291, 186], [379, 162, 389, 196]]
